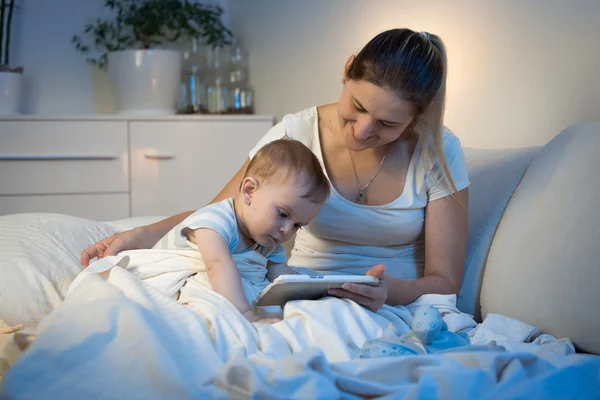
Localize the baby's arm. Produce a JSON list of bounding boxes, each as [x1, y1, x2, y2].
[[194, 228, 254, 318], [266, 261, 299, 282]]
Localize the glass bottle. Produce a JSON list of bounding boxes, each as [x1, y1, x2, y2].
[[205, 46, 231, 114], [179, 38, 208, 114], [226, 40, 254, 114]]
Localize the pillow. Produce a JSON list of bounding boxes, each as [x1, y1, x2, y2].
[[105, 216, 167, 234], [0, 213, 116, 327]]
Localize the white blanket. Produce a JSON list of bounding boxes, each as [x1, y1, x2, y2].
[[2, 250, 599, 399]]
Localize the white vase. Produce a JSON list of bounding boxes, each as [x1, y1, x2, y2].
[[107, 49, 182, 115], [0, 71, 23, 115]]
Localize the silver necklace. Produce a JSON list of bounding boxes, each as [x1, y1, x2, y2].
[[347, 148, 387, 204]]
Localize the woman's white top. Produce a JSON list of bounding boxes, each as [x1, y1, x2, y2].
[[249, 107, 470, 280]]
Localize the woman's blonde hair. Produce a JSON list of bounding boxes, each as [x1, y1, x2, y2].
[[346, 28, 458, 197]]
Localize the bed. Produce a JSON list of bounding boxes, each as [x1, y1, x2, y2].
[[0, 212, 598, 399]]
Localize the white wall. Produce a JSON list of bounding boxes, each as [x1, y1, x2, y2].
[[12, 0, 109, 114], [11, 0, 600, 148], [228, 0, 600, 148], [12, 0, 227, 115]]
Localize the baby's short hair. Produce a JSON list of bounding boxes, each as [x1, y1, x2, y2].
[[245, 139, 330, 204]]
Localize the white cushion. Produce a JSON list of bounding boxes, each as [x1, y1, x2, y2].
[[480, 122, 600, 354], [459, 147, 540, 318], [105, 216, 166, 233], [0, 213, 115, 327]]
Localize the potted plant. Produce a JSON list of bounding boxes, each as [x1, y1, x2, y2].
[[0, 0, 23, 115], [72, 0, 231, 115]]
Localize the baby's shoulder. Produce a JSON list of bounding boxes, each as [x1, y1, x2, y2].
[[185, 198, 236, 224]]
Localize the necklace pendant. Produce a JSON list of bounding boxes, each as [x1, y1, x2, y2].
[[347, 147, 387, 206], [357, 190, 366, 204]]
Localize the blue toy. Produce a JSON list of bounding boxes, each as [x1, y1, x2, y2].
[[350, 305, 472, 359], [410, 304, 447, 344]]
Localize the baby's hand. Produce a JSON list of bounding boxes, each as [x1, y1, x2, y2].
[[242, 310, 281, 324]]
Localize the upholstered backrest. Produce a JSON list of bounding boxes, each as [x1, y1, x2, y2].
[[459, 146, 540, 318], [480, 121, 600, 354]]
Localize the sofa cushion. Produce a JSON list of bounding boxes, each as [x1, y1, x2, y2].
[[480, 121, 600, 354], [459, 146, 540, 318]]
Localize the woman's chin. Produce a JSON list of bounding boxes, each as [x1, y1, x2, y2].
[[346, 137, 372, 152]]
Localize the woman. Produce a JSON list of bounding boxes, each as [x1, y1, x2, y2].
[[81, 28, 469, 312]]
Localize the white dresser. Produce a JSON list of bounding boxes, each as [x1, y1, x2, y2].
[[0, 115, 274, 221]]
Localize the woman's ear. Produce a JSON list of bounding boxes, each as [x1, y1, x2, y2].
[[343, 55, 356, 81], [240, 177, 259, 205]]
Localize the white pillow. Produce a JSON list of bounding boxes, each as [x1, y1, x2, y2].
[[0, 213, 116, 327], [105, 216, 166, 233]]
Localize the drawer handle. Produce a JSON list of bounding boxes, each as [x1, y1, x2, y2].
[[0, 154, 119, 161], [144, 154, 175, 160]]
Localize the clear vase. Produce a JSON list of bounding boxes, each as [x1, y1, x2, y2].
[[226, 40, 254, 114], [204, 46, 232, 114], [206, 73, 230, 114], [228, 83, 254, 114], [178, 38, 209, 114]]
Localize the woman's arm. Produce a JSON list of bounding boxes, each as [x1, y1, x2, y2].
[[143, 158, 251, 246], [386, 188, 468, 305], [81, 159, 251, 266], [329, 188, 468, 309]]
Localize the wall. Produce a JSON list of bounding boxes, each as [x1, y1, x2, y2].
[[227, 0, 600, 148], [11, 0, 108, 114], [11, 0, 600, 148], [11, 0, 227, 115]]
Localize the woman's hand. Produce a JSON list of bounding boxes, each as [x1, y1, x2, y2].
[[80, 227, 151, 267], [327, 264, 388, 312]]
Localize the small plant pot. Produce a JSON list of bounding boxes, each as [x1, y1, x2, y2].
[[0, 68, 23, 115], [107, 49, 181, 115]]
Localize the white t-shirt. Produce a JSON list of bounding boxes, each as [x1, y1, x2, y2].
[[249, 106, 470, 280], [154, 198, 286, 264]]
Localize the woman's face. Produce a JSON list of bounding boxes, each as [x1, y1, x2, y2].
[[337, 79, 416, 152]]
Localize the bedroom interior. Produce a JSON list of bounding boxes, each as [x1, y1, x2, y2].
[[1, 0, 599, 398]]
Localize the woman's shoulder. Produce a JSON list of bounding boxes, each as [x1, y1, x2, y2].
[[281, 106, 318, 140], [436, 126, 465, 159], [424, 126, 470, 198], [249, 106, 318, 159], [441, 126, 461, 145], [286, 106, 318, 122], [415, 127, 463, 162]]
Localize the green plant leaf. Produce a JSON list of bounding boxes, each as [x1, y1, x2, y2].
[[71, 0, 232, 69]]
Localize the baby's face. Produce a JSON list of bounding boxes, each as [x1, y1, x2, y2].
[[244, 175, 323, 247]]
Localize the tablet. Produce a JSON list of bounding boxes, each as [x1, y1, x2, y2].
[[255, 274, 379, 306]]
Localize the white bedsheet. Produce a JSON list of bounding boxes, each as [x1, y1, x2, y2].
[[2, 251, 599, 399]]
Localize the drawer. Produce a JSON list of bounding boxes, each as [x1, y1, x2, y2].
[[0, 193, 130, 221], [0, 121, 129, 195], [130, 120, 272, 216]]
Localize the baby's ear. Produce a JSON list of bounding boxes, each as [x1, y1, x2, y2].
[[241, 177, 259, 204]]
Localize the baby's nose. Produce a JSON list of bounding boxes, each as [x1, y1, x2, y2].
[[279, 222, 292, 236]]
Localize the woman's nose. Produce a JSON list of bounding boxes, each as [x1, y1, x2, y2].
[[353, 116, 373, 140]]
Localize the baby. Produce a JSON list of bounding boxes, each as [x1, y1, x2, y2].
[[153, 139, 330, 323]]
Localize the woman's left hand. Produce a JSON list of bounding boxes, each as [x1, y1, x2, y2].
[[328, 264, 388, 312]]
